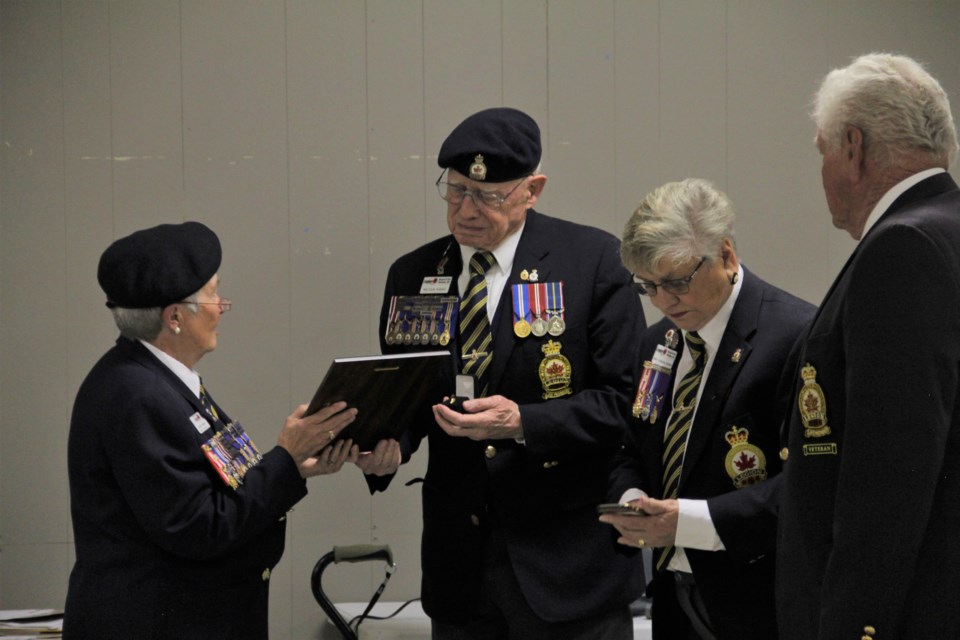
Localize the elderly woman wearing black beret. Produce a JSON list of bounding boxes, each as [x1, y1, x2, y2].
[[63, 221, 358, 640]]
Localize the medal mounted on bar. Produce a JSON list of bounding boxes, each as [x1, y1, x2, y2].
[[632, 328, 679, 422]]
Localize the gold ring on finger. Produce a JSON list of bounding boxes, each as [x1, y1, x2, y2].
[[328, 430, 335, 441]]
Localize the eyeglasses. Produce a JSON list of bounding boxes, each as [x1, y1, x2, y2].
[[187, 298, 232, 312], [633, 257, 706, 297], [435, 172, 530, 211]]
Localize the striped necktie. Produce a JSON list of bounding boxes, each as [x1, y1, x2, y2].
[[655, 331, 707, 571], [459, 251, 496, 397], [199, 381, 222, 429]]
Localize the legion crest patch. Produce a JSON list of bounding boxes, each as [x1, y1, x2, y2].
[[724, 425, 768, 489]]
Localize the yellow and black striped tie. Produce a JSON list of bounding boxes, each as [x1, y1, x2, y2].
[[655, 331, 706, 571], [459, 251, 496, 397], [199, 381, 223, 430]]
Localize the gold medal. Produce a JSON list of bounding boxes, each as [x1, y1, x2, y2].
[[515, 319, 532, 338], [439, 331, 450, 346]]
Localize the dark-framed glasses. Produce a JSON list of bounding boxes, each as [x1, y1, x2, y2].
[[633, 257, 706, 297], [435, 172, 530, 211]]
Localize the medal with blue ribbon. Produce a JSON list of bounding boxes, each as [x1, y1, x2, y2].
[[545, 281, 566, 336], [632, 330, 679, 422], [512, 284, 532, 338]]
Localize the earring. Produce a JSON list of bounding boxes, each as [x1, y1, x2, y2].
[[730, 272, 739, 284], [173, 326, 181, 335]]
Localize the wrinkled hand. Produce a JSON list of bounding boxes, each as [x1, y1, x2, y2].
[[598, 496, 679, 549], [303, 438, 359, 477], [354, 438, 401, 476], [278, 401, 359, 478], [432, 395, 522, 441]]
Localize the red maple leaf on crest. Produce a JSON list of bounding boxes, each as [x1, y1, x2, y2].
[[734, 452, 756, 471]]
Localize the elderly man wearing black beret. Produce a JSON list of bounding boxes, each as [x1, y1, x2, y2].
[[64, 222, 359, 640], [364, 108, 647, 638]]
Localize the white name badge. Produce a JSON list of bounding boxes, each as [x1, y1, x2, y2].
[[652, 344, 678, 370], [420, 276, 453, 294], [190, 411, 211, 434]]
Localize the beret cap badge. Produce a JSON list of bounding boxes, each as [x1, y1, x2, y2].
[[469, 155, 488, 181]]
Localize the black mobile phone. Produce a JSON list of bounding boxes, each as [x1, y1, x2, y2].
[[596, 503, 644, 516]]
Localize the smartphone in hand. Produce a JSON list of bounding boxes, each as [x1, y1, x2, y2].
[[596, 502, 645, 516]]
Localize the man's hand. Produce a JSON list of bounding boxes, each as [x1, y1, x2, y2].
[[354, 438, 401, 476], [599, 496, 680, 549], [278, 401, 359, 478], [432, 395, 523, 441]]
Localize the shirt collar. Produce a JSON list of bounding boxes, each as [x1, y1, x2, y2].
[[685, 264, 743, 358], [140, 339, 202, 398], [459, 219, 526, 278], [860, 168, 946, 240]]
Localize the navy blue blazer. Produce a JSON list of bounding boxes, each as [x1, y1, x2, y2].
[[609, 268, 814, 640], [778, 173, 960, 640], [64, 337, 307, 640], [374, 210, 647, 624]]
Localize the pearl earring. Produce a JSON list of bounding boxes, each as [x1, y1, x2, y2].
[[174, 326, 181, 335]]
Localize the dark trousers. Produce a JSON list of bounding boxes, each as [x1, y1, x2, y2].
[[431, 524, 633, 640], [650, 571, 717, 640]]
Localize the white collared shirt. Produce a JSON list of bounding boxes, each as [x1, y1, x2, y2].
[[860, 168, 946, 240], [140, 339, 202, 400]]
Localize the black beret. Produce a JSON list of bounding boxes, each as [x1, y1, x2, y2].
[[97, 221, 222, 309], [438, 107, 541, 183]]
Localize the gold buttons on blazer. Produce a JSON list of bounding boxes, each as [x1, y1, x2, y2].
[[261, 568, 271, 581], [470, 514, 480, 526], [542, 461, 560, 469], [780, 447, 789, 461], [485, 445, 497, 459], [861, 625, 876, 640]]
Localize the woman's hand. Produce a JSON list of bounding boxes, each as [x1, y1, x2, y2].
[[278, 401, 359, 478]]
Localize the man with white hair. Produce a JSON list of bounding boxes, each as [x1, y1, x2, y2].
[[777, 53, 960, 640]]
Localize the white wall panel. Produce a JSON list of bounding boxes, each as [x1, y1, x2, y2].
[[0, 0, 70, 608], [545, 0, 619, 231], [658, 1, 727, 186], [63, 1, 116, 406], [0, 0, 68, 547], [726, 1, 834, 305], [109, 1, 185, 231]]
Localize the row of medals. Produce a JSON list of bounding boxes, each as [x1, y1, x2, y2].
[[385, 316, 450, 346], [515, 311, 565, 338]]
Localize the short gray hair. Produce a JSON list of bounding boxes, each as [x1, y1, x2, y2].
[[621, 178, 736, 275], [110, 292, 200, 341], [813, 53, 958, 169]]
